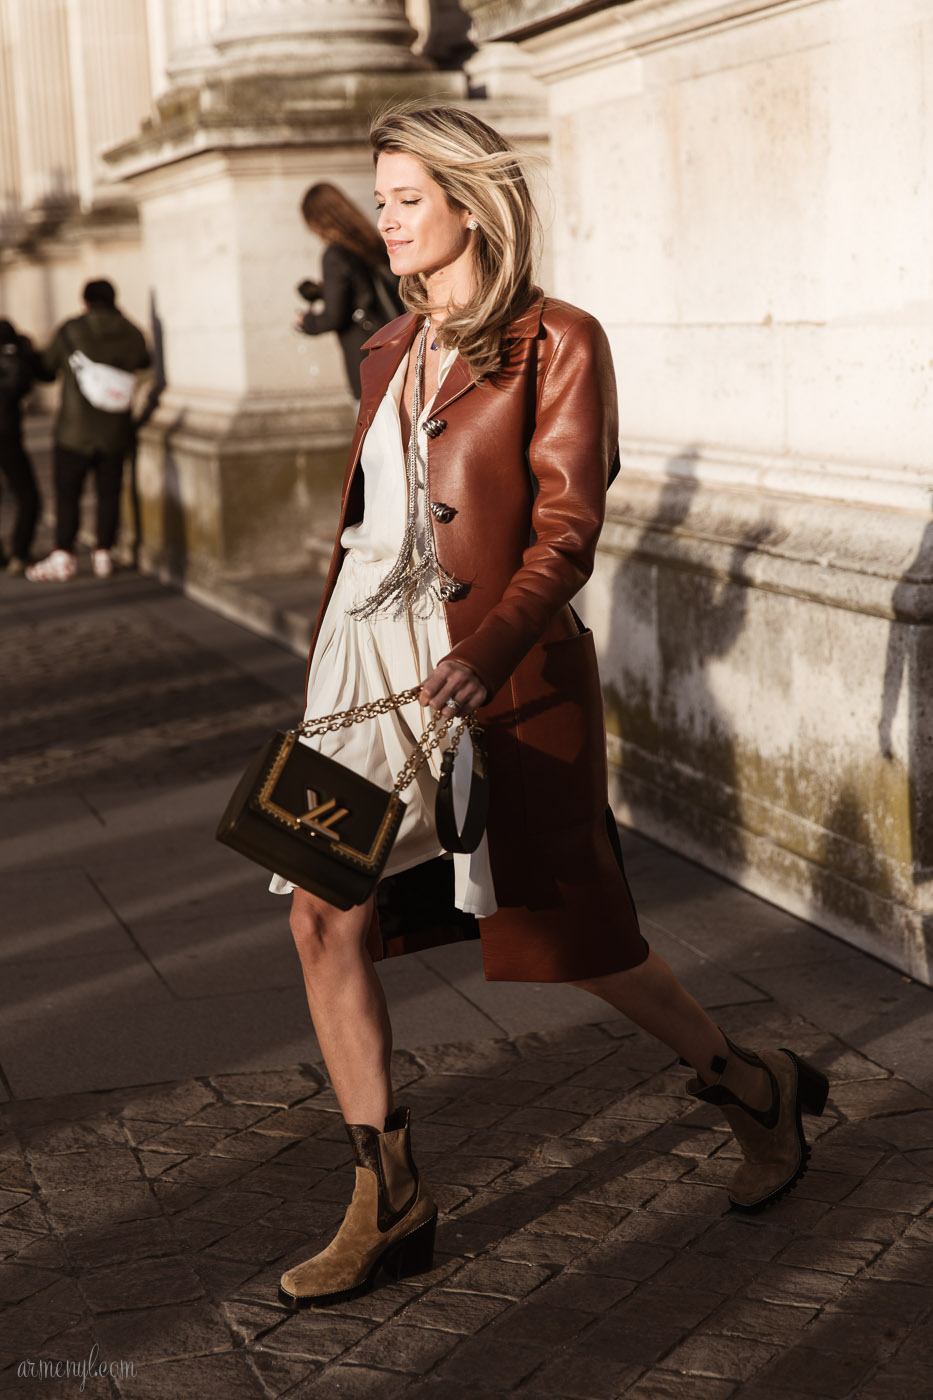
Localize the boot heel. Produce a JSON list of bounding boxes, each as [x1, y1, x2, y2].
[[787, 1052, 829, 1116], [382, 1210, 437, 1281]]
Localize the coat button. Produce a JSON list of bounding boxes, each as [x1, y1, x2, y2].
[[439, 580, 470, 602], [430, 501, 457, 523], [424, 417, 447, 438]]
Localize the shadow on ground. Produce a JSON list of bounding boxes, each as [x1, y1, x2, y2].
[[2, 1012, 933, 1399]]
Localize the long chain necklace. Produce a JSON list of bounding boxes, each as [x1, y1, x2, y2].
[[348, 319, 463, 620]]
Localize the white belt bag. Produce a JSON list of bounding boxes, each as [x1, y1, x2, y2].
[[68, 350, 135, 413]]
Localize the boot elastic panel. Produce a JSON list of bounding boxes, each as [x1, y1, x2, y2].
[[689, 1074, 781, 1131]]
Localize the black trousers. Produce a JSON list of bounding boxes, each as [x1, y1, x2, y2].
[[54, 444, 125, 552], [0, 433, 41, 561]]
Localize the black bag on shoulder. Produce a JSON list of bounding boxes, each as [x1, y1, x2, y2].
[[352, 265, 404, 336]]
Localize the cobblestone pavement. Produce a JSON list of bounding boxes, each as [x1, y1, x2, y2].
[[4, 1016, 933, 1400], [0, 579, 299, 798], [2, 563, 933, 1399]]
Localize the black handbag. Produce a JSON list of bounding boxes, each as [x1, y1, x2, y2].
[[215, 687, 489, 910]]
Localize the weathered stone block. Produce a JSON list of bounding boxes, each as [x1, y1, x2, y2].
[[134, 395, 348, 582]]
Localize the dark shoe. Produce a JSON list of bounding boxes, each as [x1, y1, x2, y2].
[[688, 1038, 829, 1212], [278, 1106, 437, 1309]]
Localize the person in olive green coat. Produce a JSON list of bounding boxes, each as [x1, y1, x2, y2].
[[26, 280, 150, 582]]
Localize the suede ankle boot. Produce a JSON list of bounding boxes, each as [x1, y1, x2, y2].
[[278, 1106, 437, 1309], [687, 1036, 829, 1213]]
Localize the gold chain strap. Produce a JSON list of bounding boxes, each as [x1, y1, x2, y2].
[[290, 688, 474, 798], [293, 686, 423, 738]]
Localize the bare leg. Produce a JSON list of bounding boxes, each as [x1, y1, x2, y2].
[[290, 887, 393, 1127], [280, 889, 435, 1309], [573, 949, 728, 1081]]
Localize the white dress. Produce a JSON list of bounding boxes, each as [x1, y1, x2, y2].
[[269, 342, 497, 918]]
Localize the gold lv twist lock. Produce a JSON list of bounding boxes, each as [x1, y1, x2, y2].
[[299, 791, 349, 842]]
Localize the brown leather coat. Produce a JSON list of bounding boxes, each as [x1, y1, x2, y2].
[[309, 296, 646, 982]]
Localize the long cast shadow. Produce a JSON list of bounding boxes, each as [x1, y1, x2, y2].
[[604, 447, 768, 893], [875, 514, 933, 978]]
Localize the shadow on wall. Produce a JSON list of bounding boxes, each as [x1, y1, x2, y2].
[[879, 515, 933, 888], [605, 446, 772, 880], [159, 410, 188, 581], [819, 512, 933, 976], [127, 289, 169, 569], [128, 289, 191, 583]]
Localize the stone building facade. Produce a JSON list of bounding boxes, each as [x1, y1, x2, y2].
[[1, 0, 931, 983], [463, 0, 933, 984]]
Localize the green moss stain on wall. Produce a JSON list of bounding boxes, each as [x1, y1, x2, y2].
[[221, 444, 346, 568], [603, 678, 657, 755], [601, 546, 920, 906], [605, 666, 916, 903]]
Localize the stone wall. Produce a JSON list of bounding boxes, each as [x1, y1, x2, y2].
[[466, 0, 933, 980]]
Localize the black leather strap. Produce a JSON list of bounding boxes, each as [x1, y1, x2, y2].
[[435, 727, 490, 854]]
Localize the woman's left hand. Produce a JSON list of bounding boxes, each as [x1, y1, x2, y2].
[[420, 659, 489, 714]]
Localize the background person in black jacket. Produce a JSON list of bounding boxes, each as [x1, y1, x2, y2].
[[0, 318, 52, 574], [295, 183, 404, 400]]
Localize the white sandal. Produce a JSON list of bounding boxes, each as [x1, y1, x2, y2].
[[25, 550, 76, 582]]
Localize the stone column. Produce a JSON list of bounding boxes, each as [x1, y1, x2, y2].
[[0, 0, 154, 344], [160, 0, 229, 86], [3, 0, 78, 218], [143, 0, 172, 98], [460, 0, 541, 98], [0, 4, 21, 227], [63, 0, 152, 211], [211, 0, 420, 74]]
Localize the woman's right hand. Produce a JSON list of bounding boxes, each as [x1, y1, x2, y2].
[[420, 659, 489, 714]]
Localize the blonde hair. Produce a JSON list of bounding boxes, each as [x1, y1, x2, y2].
[[369, 103, 541, 380]]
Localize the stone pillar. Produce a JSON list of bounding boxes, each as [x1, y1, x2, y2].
[[211, 0, 420, 73], [3, 0, 78, 218], [0, 4, 21, 227], [160, 0, 229, 85], [463, 38, 541, 98], [0, 0, 155, 336], [143, 0, 172, 99], [63, 0, 152, 212], [105, 0, 465, 583]]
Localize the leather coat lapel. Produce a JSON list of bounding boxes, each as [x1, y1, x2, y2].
[[432, 355, 474, 415], [360, 312, 475, 419], [357, 296, 545, 421], [429, 297, 544, 413], [358, 312, 419, 423]]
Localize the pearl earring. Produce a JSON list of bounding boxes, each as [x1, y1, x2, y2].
[[467, 219, 478, 231]]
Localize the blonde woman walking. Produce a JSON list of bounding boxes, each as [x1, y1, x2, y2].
[[273, 104, 829, 1310]]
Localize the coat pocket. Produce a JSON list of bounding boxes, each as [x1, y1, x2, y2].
[[508, 628, 609, 834]]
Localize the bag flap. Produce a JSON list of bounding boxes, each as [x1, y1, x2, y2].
[[251, 733, 405, 873]]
